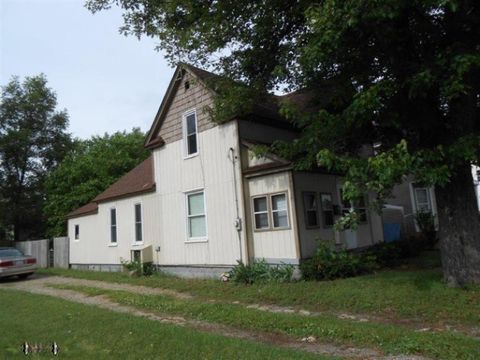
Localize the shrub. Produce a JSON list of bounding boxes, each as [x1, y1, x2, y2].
[[121, 259, 155, 276], [414, 211, 438, 249], [300, 242, 378, 281], [229, 259, 295, 284]]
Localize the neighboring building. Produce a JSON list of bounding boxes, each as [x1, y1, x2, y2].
[[67, 63, 384, 277]]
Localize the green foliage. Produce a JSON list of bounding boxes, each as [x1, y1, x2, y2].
[[300, 242, 378, 281], [413, 211, 438, 248], [229, 259, 294, 284], [44, 129, 149, 236], [0, 74, 72, 240], [121, 259, 156, 277]]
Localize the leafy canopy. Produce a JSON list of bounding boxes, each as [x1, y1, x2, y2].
[[0, 74, 72, 240], [44, 129, 149, 237]]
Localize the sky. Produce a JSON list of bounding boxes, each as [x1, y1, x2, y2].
[[1, 0, 174, 139]]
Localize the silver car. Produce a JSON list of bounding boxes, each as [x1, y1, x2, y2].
[[0, 247, 38, 279]]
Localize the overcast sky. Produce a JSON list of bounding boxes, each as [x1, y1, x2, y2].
[[1, 0, 173, 139]]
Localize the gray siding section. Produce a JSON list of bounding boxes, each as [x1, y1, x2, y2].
[[159, 72, 215, 144]]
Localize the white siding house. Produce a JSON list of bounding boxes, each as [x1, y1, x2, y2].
[[67, 63, 384, 277]]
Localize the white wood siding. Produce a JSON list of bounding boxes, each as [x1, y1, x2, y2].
[[153, 121, 245, 266], [246, 171, 298, 262], [68, 193, 159, 265]]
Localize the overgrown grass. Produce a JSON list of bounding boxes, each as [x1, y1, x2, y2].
[[49, 284, 480, 360], [41, 257, 480, 328], [0, 289, 330, 359]]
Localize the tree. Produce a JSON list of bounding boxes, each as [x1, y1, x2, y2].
[[86, 0, 480, 286], [44, 129, 149, 237], [0, 75, 72, 241]]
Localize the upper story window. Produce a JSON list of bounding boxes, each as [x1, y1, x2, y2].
[[134, 203, 142, 242], [183, 110, 198, 157], [74, 224, 80, 240], [110, 208, 117, 244]]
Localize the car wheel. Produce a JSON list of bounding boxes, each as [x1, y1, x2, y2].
[[18, 273, 32, 280]]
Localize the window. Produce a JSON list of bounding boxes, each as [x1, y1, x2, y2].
[[253, 196, 269, 229], [183, 110, 198, 156], [134, 203, 142, 242], [74, 224, 80, 240], [320, 193, 335, 227], [186, 191, 207, 239], [252, 192, 290, 231], [303, 192, 319, 228], [110, 208, 117, 244], [339, 189, 367, 223], [414, 186, 432, 213]]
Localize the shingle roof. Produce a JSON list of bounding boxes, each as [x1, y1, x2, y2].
[[67, 202, 98, 219], [67, 156, 155, 219], [93, 156, 155, 203]]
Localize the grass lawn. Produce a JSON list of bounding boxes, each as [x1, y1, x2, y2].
[[40, 252, 480, 328], [49, 283, 480, 360], [0, 288, 330, 360]]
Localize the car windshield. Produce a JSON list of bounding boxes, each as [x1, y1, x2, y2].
[[0, 248, 24, 257]]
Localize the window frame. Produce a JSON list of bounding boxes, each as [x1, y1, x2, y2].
[[182, 109, 199, 158], [74, 224, 80, 240], [185, 189, 208, 242], [251, 191, 290, 232], [413, 186, 432, 213], [109, 207, 117, 245], [133, 202, 143, 244], [252, 195, 270, 230], [302, 191, 320, 229], [338, 189, 368, 224], [319, 192, 335, 228]]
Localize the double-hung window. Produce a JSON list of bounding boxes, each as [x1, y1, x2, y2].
[[110, 208, 117, 244], [134, 203, 142, 242], [183, 110, 198, 157], [252, 192, 290, 231], [303, 192, 319, 228], [339, 189, 368, 223], [186, 191, 207, 240], [413, 186, 432, 213]]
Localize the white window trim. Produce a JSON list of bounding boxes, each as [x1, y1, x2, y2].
[[319, 192, 335, 228], [110, 207, 117, 245], [409, 182, 438, 232], [133, 202, 144, 245], [182, 108, 199, 159], [74, 224, 80, 241], [252, 195, 270, 230], [251, 191, 291, 232], [184, 189, 208, 243]]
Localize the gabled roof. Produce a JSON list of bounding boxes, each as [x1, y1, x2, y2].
[[144, 63, 301, 149], [93, 156, 155, 203], [67, 202, 98, 219], [67, 156, 155, 219]]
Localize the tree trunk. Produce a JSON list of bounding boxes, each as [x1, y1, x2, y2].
[[435, 163, 480, 286]]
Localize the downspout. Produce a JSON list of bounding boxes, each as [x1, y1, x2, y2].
[[229, 147, 243, 263]]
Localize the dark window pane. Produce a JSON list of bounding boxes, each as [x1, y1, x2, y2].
[[273, 210, 288, 228], [135, 223, 142, 242], [110, 209, 116, 225], [186, 114, 196, 135], [254, 197, 267, 212], [306, 211, 318, 227], [75, 225, 79, 239], [324, 211, 334, 226], [135, 204, 141, 222], [187, 134, 197, 154], [255, 213, 269, 229], [111, 226, 117, 243], [359, 209, 367, 223]]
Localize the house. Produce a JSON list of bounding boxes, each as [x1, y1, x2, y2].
[[67, 63, 385, 277]]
